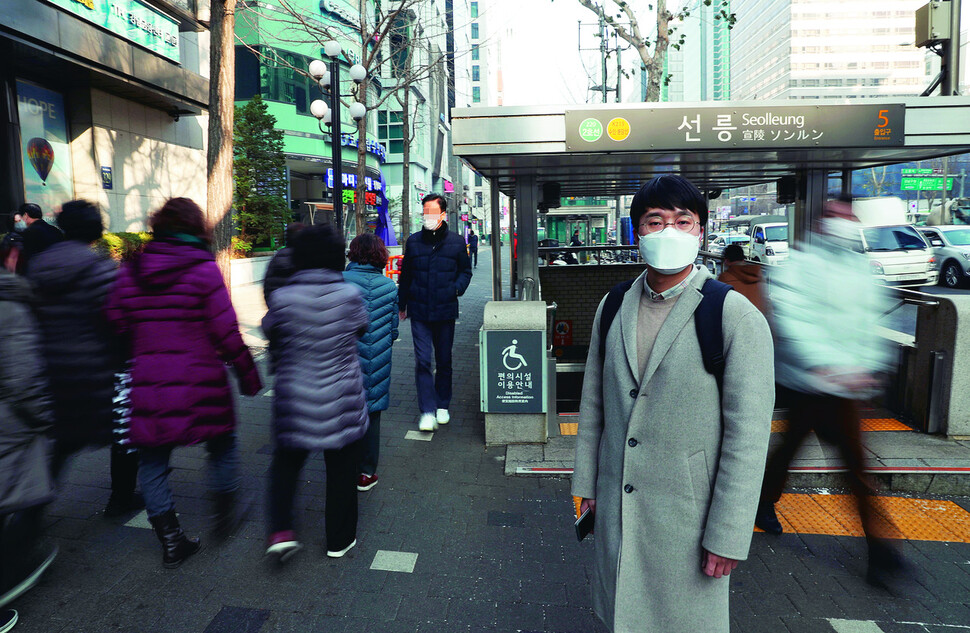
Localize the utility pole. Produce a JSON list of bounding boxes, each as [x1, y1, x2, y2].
[[599, 13, 608, 103], [941, 0, 963, 95]]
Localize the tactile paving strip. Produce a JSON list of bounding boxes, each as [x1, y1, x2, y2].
[[560, 422, 579, 436], [754, 493, 970, 543], [565, 418, 911, 436], [770, 418, 912, 433]]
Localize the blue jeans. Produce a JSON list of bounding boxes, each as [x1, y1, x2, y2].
[[139, 433, 239, 518], [411, 319, 455, 414]]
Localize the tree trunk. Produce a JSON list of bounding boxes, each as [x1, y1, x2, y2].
[[645, 0, 670, 102], [207, 0, 236, 286], [400, 84, 411, 241]]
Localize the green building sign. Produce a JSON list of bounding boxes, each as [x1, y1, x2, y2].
[[44, 0, 180, 63]]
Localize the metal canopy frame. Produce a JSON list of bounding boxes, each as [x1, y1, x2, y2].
[[454, 98, 970, 300], [453, 98, 970, 196]]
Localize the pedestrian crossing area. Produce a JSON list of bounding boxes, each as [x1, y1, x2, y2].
[[828, 619, 970, 632]]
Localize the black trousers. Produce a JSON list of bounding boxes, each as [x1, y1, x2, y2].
[[267, 438, 363, 551], [360, 411, 381, 476], [761, 386, 899, 540]]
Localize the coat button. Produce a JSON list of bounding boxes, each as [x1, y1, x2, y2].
[[624, 484, 634, 493], [629, 389, 638, 399], [628, 438, 638, 447]]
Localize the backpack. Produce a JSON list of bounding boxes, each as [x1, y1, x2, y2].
[[598, 278, 733, 393]]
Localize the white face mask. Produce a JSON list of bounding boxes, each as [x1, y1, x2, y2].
[[14, 220, 26, 231], [422, 213, 442, 231], [638, 227, 700, 274]]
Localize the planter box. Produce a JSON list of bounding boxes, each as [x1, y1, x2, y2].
[[231, 255, 274, 288]]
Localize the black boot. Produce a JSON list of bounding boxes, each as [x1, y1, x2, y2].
[[211, 489, 252, 541], [105, 446, 144, 517], [149, 510, 201, 569], [754, 500, 784, 535]]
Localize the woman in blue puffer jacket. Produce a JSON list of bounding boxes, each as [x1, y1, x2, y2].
[[343, 233, 399, 493]]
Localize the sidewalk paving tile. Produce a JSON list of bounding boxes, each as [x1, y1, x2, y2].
[[371, 550, 419, 573]]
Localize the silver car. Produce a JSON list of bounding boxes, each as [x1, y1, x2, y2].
[[917, 226, 970, 288]]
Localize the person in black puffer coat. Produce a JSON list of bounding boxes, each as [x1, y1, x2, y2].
[[262, 222, 305, 303], [0, 270, 58, 614], [26, 200, 139, 516], [397, 193, 472, 432], [262, 223, 369, 563]]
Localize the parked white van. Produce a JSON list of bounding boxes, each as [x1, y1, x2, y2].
[[852, 197, 939, 288]]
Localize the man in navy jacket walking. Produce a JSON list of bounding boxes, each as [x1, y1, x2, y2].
[[398, 194, 473, 431]]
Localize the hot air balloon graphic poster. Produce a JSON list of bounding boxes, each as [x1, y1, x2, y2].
[[16, 81, 74, 212]]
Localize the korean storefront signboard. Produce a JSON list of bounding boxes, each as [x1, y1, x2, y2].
[[17, 81, 74, 213], [481, 330, 545, 413], [43, 0, 180, 63], [565, 104, 905, 151]]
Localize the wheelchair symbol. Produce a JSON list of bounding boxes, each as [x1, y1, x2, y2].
[[502, 339, 528, 371]]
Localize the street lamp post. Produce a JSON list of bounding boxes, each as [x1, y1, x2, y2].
[[309, 42, 368, 234]]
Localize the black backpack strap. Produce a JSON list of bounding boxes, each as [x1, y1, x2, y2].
[[599, 279, 636, 361], [695, 278, 733, 393]]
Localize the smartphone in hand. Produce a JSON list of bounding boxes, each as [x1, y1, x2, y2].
[[575, 507, 594, 541]]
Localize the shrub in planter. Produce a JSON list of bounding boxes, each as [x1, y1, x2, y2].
[[95, 232, 152, 262]]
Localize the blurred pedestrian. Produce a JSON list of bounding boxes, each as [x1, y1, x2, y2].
[[105, 198, 262, 569], [343, 233, 399, 492], [397, 193, 472, 431], [467, 229, 479, 268], [26, 200, 140, 515], [19, 204, 62, 263], [755, 195, 905, 589], [0, 269, 57, 610], [263, 222, 305, 303], [572, 175, 774, 633], [262, 224, 369, 562], [716, 243, 769, 317], [1, 213, 26, 273]]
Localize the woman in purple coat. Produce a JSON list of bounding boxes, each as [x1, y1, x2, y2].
[[105, 198, 262, 569]]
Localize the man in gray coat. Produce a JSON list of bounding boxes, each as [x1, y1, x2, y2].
[[572, 175, 775, 633]]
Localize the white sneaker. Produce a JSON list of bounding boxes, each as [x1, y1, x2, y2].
[[436, 409, 450, 425], [418, 413, 438, 432], [326, 539, 356, 558]]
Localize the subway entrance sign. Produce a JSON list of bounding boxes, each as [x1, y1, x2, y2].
[[901, 177, 954, 191], [565, 104, 905, 151], [480, 330, 546, 413]]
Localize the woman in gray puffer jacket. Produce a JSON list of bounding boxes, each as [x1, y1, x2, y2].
[[262, 224, 369, 563]]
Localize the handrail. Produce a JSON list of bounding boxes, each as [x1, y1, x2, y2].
[[519, 276, 540, 301]]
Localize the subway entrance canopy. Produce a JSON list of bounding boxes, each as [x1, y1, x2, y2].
[[451, 97, 970, 298]]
